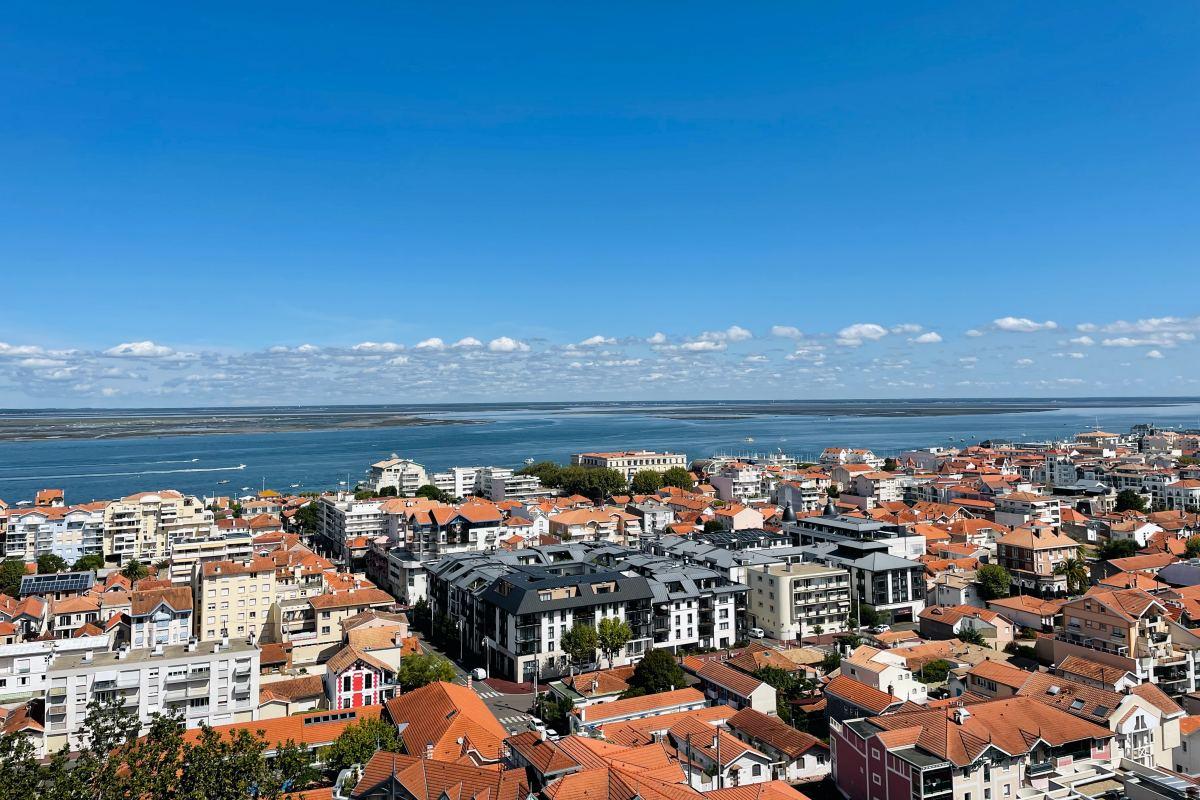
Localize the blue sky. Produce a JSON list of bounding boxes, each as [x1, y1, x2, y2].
[[1, 2, 1198, 405]]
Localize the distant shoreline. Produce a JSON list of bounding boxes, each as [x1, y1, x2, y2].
[[0, 412, 478, 443], [0, 396, 1193, 443]]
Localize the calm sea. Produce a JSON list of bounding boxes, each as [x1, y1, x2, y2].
[[1, 399, 1199, 503]]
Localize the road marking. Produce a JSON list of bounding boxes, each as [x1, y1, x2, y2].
[[499, 715, 530, 725], [476, 690, 502, 699]]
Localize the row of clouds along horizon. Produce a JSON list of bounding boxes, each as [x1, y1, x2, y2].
[[0, 315, 1196, 403]]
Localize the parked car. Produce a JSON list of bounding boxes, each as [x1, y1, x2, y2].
[[749, 627, 766, 639], [869, 624, 891, 634], [471, 667, 487, 680]]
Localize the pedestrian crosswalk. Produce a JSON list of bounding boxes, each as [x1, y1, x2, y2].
[[476, 690, 502, 699], [499, 714, 530, 727]]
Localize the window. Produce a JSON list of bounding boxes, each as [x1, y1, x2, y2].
[[343, 675, 351, 692]]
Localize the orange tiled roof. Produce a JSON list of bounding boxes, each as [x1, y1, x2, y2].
[[726, 707, 826, 758], [824, 674, 902, 714], [353, 750, 527, 800], [578, 688, 705, 725], [696, 661, 765, 698], [385, 681, 508, 763]]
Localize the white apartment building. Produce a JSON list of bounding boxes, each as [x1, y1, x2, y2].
[[431, 466, 479, 499], [746, 562, 851, 640], [4, 503, 106, 564], [841, 644, 929, 704], [367, 456, 428, 495], [166, 532, 253, 583], [126, 588, 193, 650], [44, 639, 260, 752], [0, 634, 112, 707], [571, 450, 687, 482], [994, 491, 1062, 528], [316, 493, 386, 562], [102, 490, 215, 567], [710, 464, 768, 504], [475, 466, 549, 502], [1163, 479, 1200, 512], [774, 480, 826, 513], [819, 448, 884, 468]]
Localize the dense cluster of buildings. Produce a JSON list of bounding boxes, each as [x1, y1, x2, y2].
[[5, 426, 1200, 797]]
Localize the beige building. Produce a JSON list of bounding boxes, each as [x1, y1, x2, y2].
[[571, 450, 687, 482], [367, 457, 429, 495], [996, 525, 1079, 595], [746, 562, 850, 640], [265, 586, 394, 665], [102, 490, 215, 567], [196, 548, 336, 642]]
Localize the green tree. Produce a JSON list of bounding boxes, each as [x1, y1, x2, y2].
[[630, 470, 664, 495], [415, 484, 452, 503], [1055, 557, 1090, 595], [882, 457, 898, 472], [597, 617, 632, 667], [561, 623, 599, 671], [517, 461, 564, 488], [72, 553, 106, 572], [661, 467, 696, 490], [702, 519, 725, 534], [826, 486, 840, 497], [294, 502, 320, 533], [557, 466, 627, 502], [36, 553, 68, 574], [324, 716, 401, 775], [957, 626, 986, 646], [753, 666, 817, 726], [0, 560, 26, 598], [230, 501, 244, 517], [397, 652, 456, 691], [410, 597, 431, 633], [121, 558, 150, 582], [976, 564, 1012, 600], [1096, 538, 1138, 560], [377, 485, 399, 497], [624, 648, 685, 696], [916, 659, 953, 684], [820, 650, 842, 674], [851, 601, 882, 629], [533, 692, 575, 732], [1115, 489, 1147, 513], [0, 731, 46, 800], [1186, 536, 1200, 559], [353, 490, 375, 501]]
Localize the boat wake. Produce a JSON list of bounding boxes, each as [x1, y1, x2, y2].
[[0, 465, 248, 482]]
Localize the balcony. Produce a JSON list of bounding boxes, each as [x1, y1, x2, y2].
[[921, 778, 953, 796], [1027, 761, 1055, 776]]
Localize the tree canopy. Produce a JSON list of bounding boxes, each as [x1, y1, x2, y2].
[[624, 649, 685, 697], [324, 716, 401, 775], [121, 558, 150, 582], [397, 653, 456, 691], [630, 470, 664, 495], [1186, 536, 1200, 559], [957, 626, 986, 646], [916, 659, 954, 684], [72, 553, 106, 572], [0, 697, 317, 800], [1054, 558, 1089, 595], [415, 484, 452, 503], [660, 467, 695, 490], [1115, 489, 1147, 513], [36, 554, 68, 574], [516, 461, 627, 501], [0, 560, 26, 597], [1096, 538, 1138, 560], [561, 624, 598, 670], [597, 617, 632, 667], [976, 564, 1012, 600]]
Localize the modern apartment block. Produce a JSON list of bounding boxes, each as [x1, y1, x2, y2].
[[994, 491, 1062, 528], [44, 638, 260, 752], [3, 502, 106, 564], [367, 457, 429, 495], [316, 493, 386, 567], [102, 490, 215, 566], [571, 450, 687, 481], [745, 562, 851, 640]]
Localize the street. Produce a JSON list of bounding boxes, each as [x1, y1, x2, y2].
[[415, 631, 540, 734]]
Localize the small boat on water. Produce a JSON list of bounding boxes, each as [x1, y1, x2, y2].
[[524, 458, 535, 465], [290, 483, 301, 488], [217, 479, 230, 485]]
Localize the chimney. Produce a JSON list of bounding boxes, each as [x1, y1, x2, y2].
[[539, 728, 547, 742], [953, 708, 971, 725], [221, 634, 229, 647], [214, 642, 221, 654], [425, 742, 434, 760], [82, 651, 92, 663]]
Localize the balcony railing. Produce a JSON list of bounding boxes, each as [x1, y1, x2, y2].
[[1027, 761, 1054, 776]]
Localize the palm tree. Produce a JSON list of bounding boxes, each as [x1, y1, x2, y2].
[[121, 558, 149, 582], [1054, 558, 1089, 595]]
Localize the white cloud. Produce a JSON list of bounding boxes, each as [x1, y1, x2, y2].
[[910, 331, 942, 344], [352, 341, 404, 353], [104, 340, 177, 358], [725, 325, 753, 342], [295, 344, 320, 354], [1015, 358, 1034, 366], [680, 340, 726, 352], [1147, 350, 1165, 359], [17, 358, 65, 368], [1052, 352, 1086, 359], [1069, 336, 1095, 346], [487, 337, 530, 353], [1090, 316, 1200, 334], [646, 332, 668, 345], [414, 338, 446, 350], [891, 323, 923, 334], [453, 337, 483, 348], [993, 317, 1058, 333], [836, 323, 888, 346], [959, 356, 978, 364], [770, 325, 803, 339], [744, 354, 768, 363], [965, 329, 983, 337], [578, 335, 616, 347], [387, 355, 410, 365]]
